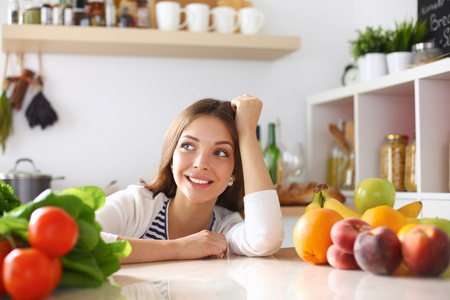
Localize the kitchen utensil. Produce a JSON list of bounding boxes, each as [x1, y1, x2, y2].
[[0, 158, 65, 203], [328, 123, 351, 153], [345, 121, 354, 150]]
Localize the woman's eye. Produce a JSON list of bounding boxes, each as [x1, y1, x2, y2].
[[214, 149, 228, 157], [181, 143, 194, 150]]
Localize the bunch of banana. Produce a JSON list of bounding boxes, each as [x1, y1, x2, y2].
[[322, 186, 361, 219], [304, 184, 326, 213], [396, 201, 422, 218]]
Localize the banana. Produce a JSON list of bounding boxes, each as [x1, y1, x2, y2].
[[322, 188, 361, 219], [397, 201, 422, 218], [305, 184, 325, 213]]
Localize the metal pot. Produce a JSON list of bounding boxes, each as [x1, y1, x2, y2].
[[0, 158, 65, 203]]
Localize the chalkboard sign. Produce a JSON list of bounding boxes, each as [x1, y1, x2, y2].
[[418, 0, 450, 54]]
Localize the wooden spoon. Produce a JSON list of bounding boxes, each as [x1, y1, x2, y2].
[[345, 121, 355, 151], [328, 123, 351, 153]]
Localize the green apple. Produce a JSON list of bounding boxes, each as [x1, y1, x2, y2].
[[419, 218, 450, 238], [354, 178, 396, 214]]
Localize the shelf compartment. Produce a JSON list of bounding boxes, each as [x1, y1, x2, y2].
[[1, 24, 300, 61]]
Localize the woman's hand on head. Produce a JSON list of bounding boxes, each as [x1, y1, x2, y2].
[[231, 94, 263, 135], [173, 230, 228, 260]]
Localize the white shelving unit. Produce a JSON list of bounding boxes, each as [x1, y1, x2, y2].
[[307, 58, 450, 219]]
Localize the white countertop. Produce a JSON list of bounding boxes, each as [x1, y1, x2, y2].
[[49, 248, 450, 299]]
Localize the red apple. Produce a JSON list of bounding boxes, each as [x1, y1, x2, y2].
[[331, 218, 372, 254], [402, 224, 450, 277], [327, 244, 359, 270], [353, 226, 402, 275]]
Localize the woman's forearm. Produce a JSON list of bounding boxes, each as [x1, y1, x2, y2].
[[238, 129, 275, 195]]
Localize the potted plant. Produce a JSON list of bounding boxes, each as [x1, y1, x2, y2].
[[349, 26, 390, 82], [386, 19, 429, 74]]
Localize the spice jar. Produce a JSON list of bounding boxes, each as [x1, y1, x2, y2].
[[412, 42, 443, 65], [405, 137, 416, 192], [380, 134, 408, 191]]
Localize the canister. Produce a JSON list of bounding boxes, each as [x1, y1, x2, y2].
[[380, 134, 408, 191]]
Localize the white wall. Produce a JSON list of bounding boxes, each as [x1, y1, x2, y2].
[[0, 1, 416, 195]]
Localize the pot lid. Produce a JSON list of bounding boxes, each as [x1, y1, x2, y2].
[[0, 158, 52, 180]]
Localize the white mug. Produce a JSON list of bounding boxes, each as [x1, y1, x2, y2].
[[156, 1, 188, 31], [186, 3, 215, 32], [239, 7, 264, 35], [211, 6, 240, 34]]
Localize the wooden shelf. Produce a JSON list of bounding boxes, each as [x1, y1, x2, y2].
[[1, 24, 300, 60]]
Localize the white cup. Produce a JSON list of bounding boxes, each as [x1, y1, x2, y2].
[[239, 7, 264, 35], [186, 3, 216, 32], [185, 3, 215, 32], [156, 1, 189, 31], [211, 6, 240, 34]]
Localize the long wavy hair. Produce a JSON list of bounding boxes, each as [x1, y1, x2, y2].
[[141, 99, 245, 213]]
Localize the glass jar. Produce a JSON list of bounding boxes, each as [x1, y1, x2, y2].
[[405, 138, 416, 192], [412, 42, 443, 65], [380, 134, 408, 191]]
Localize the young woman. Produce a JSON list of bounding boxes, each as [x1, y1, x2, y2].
[[95, 94, 284, 263]]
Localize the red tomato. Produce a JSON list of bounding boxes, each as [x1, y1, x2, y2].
[[28, 206, 79, 257], [3, 248, 61, 300], [0, 240, 13, 297]]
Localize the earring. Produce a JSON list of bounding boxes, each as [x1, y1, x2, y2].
[[228, 177, 234, 187]]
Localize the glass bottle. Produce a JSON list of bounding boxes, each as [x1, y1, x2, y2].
[[136, 0, 149, 28], [64, 0, 74, 25], [326, 119, 347, 188], [380, 134, 408, 191], [264, 123, 281, 185], [105, 0, 116, 27], [52, 0, 63, 25], [405, 136, 416, 192], [119, 6, 132, 27], [40, 0, 53, 24], [8, 0, 20, 24]]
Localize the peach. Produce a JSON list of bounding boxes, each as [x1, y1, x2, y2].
[[402, 224, 450, 277], [353, 226, 402, 275], [327, 244, 359, 270], [330, 218, 372, 254]]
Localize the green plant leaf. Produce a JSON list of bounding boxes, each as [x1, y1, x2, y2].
[[61, 186, 106, 211]]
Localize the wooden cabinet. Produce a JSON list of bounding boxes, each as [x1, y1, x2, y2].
[[306, 58, 450, 218], [1, 24, 300, 60]]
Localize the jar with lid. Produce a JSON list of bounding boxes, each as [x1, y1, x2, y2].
[[7, 0, 20, 24], [24, 0, 41, 24], [412, 41, 443, 65], [380, 134, 408, 191], [405, 136, 416, 192], [40, 0, 53, 25]]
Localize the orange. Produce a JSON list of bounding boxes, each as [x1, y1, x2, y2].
[[360, 205, 408, 233], [397, 223, 418, 242], [293, 208, 343, 264]]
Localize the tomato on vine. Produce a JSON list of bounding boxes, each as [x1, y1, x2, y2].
[[28, 206, 79, 257]]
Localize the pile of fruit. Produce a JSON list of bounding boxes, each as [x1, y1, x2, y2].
[[0, 184, 132, 300], [293, 178, 450, 277]]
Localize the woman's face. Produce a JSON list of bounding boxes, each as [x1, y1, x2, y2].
[[172, 115, 235, 204]]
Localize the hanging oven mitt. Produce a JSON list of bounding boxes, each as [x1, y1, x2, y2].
[[25, 76, 58, 129]]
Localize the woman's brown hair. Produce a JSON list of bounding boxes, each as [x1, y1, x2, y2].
[[141, 99, 245, 212]]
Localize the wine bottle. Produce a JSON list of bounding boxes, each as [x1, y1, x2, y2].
[[264, 123, 281, 185]]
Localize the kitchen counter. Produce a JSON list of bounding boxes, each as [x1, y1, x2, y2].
[[49, 247, 450, 299]]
